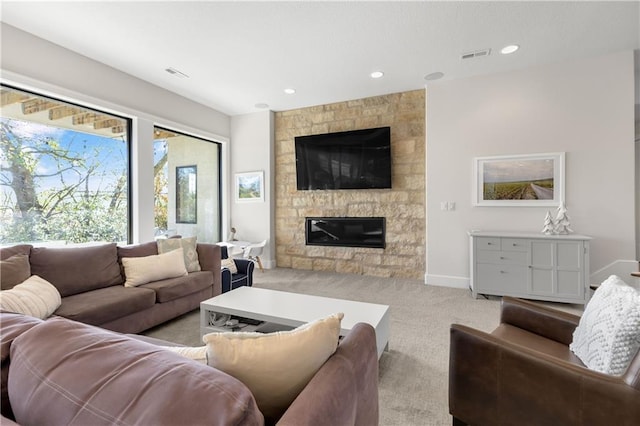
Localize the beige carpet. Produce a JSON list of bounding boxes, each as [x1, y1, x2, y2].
[[142, 268, 582, 426]]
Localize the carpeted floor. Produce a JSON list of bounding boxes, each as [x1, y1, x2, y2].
[[142, 268, 582, 426]]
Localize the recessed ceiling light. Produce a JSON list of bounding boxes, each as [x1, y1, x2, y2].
[[424, 72, 444, 81], [254, 103, 269, 109], [500, 44, 519, 55], [284, 88, 296, 95], [370, 71, 384, 79]]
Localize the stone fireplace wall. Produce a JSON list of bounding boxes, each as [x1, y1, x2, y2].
[[274, 90, 425, 279]]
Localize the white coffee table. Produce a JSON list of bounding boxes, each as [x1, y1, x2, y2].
[[200, 287, 390, 359]]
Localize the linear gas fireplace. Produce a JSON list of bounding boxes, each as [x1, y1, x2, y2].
[[305, 217, 385, 249]]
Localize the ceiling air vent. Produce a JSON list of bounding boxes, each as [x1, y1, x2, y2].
[[165, 67, 189, 78], [461, 49, 491, 60]]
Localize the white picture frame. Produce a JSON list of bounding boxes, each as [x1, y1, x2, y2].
[[235, 171, 264, 203], [473, 152, 565, 207]]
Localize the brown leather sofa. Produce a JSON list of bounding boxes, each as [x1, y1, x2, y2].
[[1, 311, 379, 426], [0, 240, 221, 334], [449, 297, 640, 426]]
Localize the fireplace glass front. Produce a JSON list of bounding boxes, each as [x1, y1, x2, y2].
[[305, 217, 385, 249]]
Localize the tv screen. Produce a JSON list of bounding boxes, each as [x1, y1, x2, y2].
[[295, 126, 391, 190]]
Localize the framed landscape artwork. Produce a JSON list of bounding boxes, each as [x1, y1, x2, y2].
[[235, 171, 264, 203], [176, 165, 197, 223], [473, 152, 565, 207]]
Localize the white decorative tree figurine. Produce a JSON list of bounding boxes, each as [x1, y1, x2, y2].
[[542, 211, 555, 235], [554, 202, 573, 234]]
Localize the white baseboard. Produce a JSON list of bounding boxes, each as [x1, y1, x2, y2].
[[424, 274, 470, 289], [590, 259, 639, 285]]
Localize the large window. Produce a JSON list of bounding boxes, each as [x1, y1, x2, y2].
[[153, 127, 221, 243], [0, 85, 130, 245]]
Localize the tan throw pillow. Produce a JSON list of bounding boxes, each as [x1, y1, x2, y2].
[[122, 248, 187, 287], [0, 275, 61, 319], [203, 313, 343, 421], [157, 237, 201, 272], [220, 257, 238, 274], [160, 346, 207, 364], [0, 254, 31, 290]]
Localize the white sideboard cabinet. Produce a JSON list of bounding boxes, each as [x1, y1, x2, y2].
[[469, 231, 591, 304]]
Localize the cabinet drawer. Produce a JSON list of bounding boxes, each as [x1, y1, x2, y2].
[[476, 237, 500, 251], [501, 238, 529, 252], [476, 264, 527, 294], [476, 250, 527, 265]]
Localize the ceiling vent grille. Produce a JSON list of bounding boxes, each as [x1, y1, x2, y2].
[[461, 49, 491, 60], [165, 67, 189, 78]]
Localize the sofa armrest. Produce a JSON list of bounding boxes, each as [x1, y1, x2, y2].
[[221, 268, 232, 293], [278, 323, 379, 426], [234, 259, 255, 286], [499, 297, 580, 345], [196, 243, 222, 296], [449, 324, 640, 425]]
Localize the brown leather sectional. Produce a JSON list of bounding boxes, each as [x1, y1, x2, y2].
[[0, 240, 222, 334]]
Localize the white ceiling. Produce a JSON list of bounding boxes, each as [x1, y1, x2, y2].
[[1, 1, 639, 116]]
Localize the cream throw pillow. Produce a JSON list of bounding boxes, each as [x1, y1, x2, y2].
[[122, 248, 187, 287], [570, 275, 640, 375], [220, 257, 238, 274], [0, 275, 61, 319], [157, 237, 201, 272], [160, 346, 207, 364], [203, 312, 343, 420]]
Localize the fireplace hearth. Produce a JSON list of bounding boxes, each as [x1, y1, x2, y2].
[[305, 217, 385, 249]]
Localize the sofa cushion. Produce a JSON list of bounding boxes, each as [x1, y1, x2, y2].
[[0, 245, 32, 261], [203, 312, 343, 422], [30, 244, 122, 297], [54, 285, 156, 326], [140, 270, 213, 303], [122, 248, 187, 287], [0, 255, 31, 290], [117, 240, 158, 259], [1, 312, 43, 421], [157, 237, 201, 272], [570, 275, 640, 375], [8, 316, 264, 426], [0, 275, 61, 320]]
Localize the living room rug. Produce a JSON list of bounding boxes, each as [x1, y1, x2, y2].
[[142, 268, 582, 426]]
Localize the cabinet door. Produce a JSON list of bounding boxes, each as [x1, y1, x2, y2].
[[530, 241, 554, 295], [556, 242, 583, 298], [529, 241, 584, 300]]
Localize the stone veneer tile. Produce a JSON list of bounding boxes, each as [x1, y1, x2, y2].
[[275, 89, 425, 280]]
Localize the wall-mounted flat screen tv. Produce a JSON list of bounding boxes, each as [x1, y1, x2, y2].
[[295, 126, 391, 190]]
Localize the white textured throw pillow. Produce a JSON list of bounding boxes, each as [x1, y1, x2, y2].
[[157, 237, 201, 272], [122, 248, 188, 287], [570, 275, 640, 375], [203, 313, 343, 420], [0, 275, 61, 319]]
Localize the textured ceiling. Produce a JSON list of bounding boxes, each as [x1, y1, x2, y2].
[[1, 1, 638, 116]]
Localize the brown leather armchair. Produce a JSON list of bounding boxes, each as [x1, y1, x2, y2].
[[449, 297, 640, 426]]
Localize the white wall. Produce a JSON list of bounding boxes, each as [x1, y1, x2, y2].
[[1, 23, 231, 243], [426, 51, 636, 288], [229, 111, 275, 268]]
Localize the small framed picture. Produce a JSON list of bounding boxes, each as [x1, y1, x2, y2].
[[473, 152, 565, 207], [235, 171, 264, 203]]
